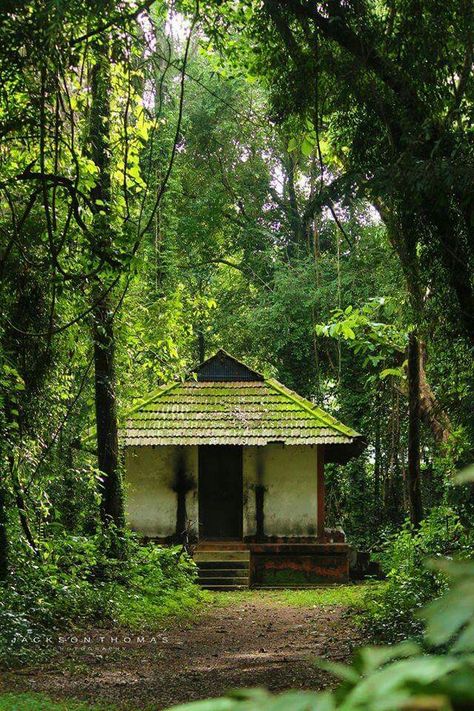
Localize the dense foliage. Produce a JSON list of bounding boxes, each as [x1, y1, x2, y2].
[[0, 531, 200, 666], [0, 0, 472, 688], [368, 506, 474, 642]]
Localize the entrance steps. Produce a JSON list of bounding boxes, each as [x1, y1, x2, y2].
[[194, 541, 248, 551], [194, 545, 250, 590]]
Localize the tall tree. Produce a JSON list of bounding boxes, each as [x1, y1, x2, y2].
[[0, 479, 7, 580], [88, 37, 124, 530], [206, 0, 474, 345], [407, 331, 423, 527]]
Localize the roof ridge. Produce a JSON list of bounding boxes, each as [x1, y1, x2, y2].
[[264, 378, 359, 438]]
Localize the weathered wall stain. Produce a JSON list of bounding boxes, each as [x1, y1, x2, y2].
[[172, 446, 196, 542], [255, 485, 265, 541], [126, 444, 319, 540], [255, 447, 266, 540]]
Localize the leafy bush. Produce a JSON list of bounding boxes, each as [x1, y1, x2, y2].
[[0, 529, 202, 666], [113, 539, 203, 626], [366, 506, 473, 642]]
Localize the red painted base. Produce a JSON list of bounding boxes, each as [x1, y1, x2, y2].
[[249, 543, 350, 586]]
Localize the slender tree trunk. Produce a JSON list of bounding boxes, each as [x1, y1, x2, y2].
[[197, 330, 205, 363], [93, 295, 124, 528], [9, 458, 37, 553], [373, 394, 382, 521], [284, 154, 305, 254], [374, 204, 452, 444], [59, 434, 78, 532], [0, 474, 8, 580], [89, 40, 124, 532], [407, 331, 423, 528]]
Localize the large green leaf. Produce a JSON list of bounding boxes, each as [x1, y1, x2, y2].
[[351, 641, 419, 674], [421, 561, 474, 648], [340, 656, 462, 710], [454, 463, 474, 484]]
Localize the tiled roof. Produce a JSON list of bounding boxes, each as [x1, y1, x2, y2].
[[123, 377, 362, 449]]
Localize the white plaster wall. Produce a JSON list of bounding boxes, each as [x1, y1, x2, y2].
[[125, 445, 198, 538], [243, 444, 318, 538], [125, 443, 318, 539]]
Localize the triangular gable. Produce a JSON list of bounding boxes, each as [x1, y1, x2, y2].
[[195, 349, 264, 382]]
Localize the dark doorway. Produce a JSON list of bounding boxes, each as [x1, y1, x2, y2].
[[198, 445, 243, 539]]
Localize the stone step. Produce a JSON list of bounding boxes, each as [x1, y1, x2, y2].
[[197, 560, 249, 570], [198, 576, 249, 587], [195, 550, 250, 589], [198, 568, 249, 579], [194, 551, 250, 562]]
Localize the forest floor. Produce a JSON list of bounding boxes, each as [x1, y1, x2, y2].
[[1, 586, 375, 710]]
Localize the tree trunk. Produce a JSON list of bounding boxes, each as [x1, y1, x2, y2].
[[373, 392, 382, 520], [60, 435, 78, 532], [407, 332, 423, 528], [375, 204, 452, 445], [0, 475, 8, 580], [284, 154, 305, 254], [8, 451, 38, 553], [197, 329, 205, 363], [89, 39, 124, 532], [418, 340, 451, 445], [93, 295, 124, 529], [386, 385, 403, 524]]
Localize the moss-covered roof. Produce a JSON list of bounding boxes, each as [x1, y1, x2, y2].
[[123, 352, 364, 458]]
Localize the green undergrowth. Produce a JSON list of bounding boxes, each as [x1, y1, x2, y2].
[[209, 582, 384, 610], [115, 580, 207, 628], [168, 558, 474, 711], [366, 506, 474, 642], [0, 693, 113, 711], [0, 531, 204, 667]]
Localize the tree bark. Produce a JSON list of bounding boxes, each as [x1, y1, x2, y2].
[[0, 475, 8, 580], [407, 332, 423, 528], [197, 325, 205, 363], [93, 295, 124, 528], [375, 203, 452, 445], [89, 39, 124, 531], [373, 391, 382, 519], [283, 153, 305, 254], [59, 435, 79, 532], [418, 341, 451, 445], [9, 454, 38, 553]]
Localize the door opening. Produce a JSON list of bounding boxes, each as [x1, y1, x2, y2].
[[198, 445, 243, 539]]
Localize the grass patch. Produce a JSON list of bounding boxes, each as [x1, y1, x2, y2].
[[114, 582, 207, 628], [208, 582, 385, 610], [0, 693, 114, 710]]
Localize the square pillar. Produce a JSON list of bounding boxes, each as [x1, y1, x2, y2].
[[317, 445, 325, 541]]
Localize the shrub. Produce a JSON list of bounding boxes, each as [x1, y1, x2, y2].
[[0, 529, 202, 666], [366, 506, 473, 642]]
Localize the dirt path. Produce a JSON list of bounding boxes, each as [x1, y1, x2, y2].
[[3, 596, 364, 709]]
